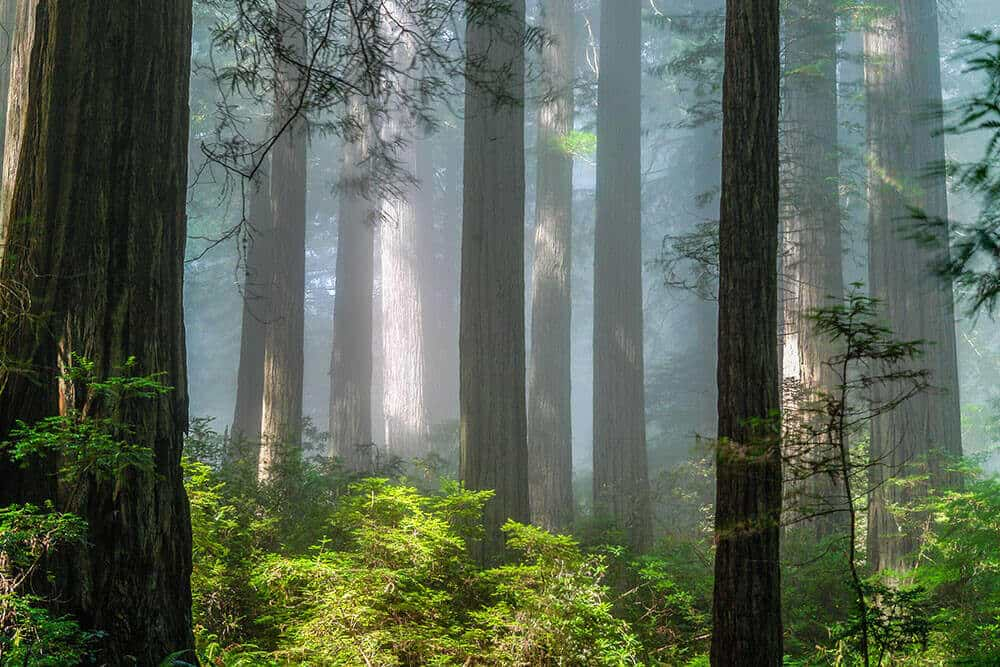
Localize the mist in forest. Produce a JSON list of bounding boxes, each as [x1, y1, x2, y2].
[[186, 0, 998, 475], [2, 0, 999, 664]]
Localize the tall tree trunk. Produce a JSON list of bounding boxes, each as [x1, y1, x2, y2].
[[0, 1, 194, 661], [380, 3, 429, 460], [259, 0, 308, 481], [864, 0, 962, 572], [527, 0, 575, 533], [372, 228, 386, 453], [380, 179, 429, 460], [330, 100, 376, 472], [593, 0, 649, 552], [231, 159, 273, 462], [422, 134, 461, 428], [780, 0, 846, 537], [711, 0, 783, 664], [460, 0, 529, 565]]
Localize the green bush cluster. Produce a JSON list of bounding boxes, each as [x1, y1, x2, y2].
[[187, 465, 644, 666], [2, 360, 998, 666]]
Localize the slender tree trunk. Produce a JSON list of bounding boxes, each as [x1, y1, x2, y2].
[[0, 1, 194, 660], [711, 0, 783, 665], [380, 3, 429, 460], [460, 0, 529, 565], [259, 0, 308, 481], [864, 0, 962, 572], [372, 229, 386, 454], [422, 135, 461, 428], [593, 0, 649, 552], [780, 0, 846, 536], [528, 0, 575, 533], [231, 159, 273, 463], [330, 100, 376, 472]]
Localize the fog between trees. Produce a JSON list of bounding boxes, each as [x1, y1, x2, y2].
[[1, 0, 999, 664]]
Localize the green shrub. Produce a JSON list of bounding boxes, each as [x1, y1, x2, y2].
[[470, 521, 641, 665], [913, 477, 1000, 664]]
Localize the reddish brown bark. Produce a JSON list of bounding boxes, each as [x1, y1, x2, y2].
[[711, 0, 783, 664], [0, 1, 195, 661]]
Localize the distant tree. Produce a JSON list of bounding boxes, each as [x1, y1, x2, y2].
[[460, 0, 530, 564], [779, 0, 847, 537], [863, 0, 962, 571], [330, 97, 377, 473], [421, 131, 462, 428], [260, 0, 309, 481], [380, 0, 430, 460], [231, 156, 273, 459], [0, 1, 194, 660], [593, 0, 650, 552], [528, 0, 575, 533], [711, 0, 783, 664]]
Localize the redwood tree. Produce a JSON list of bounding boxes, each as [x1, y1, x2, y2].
[[231, 159, 273, 456], [0, 1, 194, 660], [528, 0, 575, 533], [864, 0, 962, 571], [780, 0, 846, 536], [593, 0, 650, 551], [380, 1, 430, 460], [460, 0, 530, 564], [260, 0, 308, 480], [330, 98, 377, 472], [711, 0, 783, 664]]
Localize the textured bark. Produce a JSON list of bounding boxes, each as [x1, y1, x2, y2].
[[864, 0, 962, 572], [527, 0, 574, 533], [259, 0, 308, 481], [231, 160, 273, 457], [780, 0, 846, 536], [593, 0, 649, 552], [0, 1, 194, 661], [380, 150, 429, 459], [380, 4, 429, 460], [330, 100, 376, 472], [460, 0, 529, 565], [711, 0, 783, 665]]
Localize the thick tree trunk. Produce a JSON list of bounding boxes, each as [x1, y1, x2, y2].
[[593, 0, 649, 552], [0, 1, 194, 661], [330, 100, 376, 473], [460, 0, 529, 565], [864, 0, 962, 572], [380, 143, 429, 459], [231, 160, 273, 461], [259, 0, 308, 481], [380, 4, 429, 460], [527, 0, 574, 533], [711, 1, 783, 665], [780, 0, 846, 536]]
